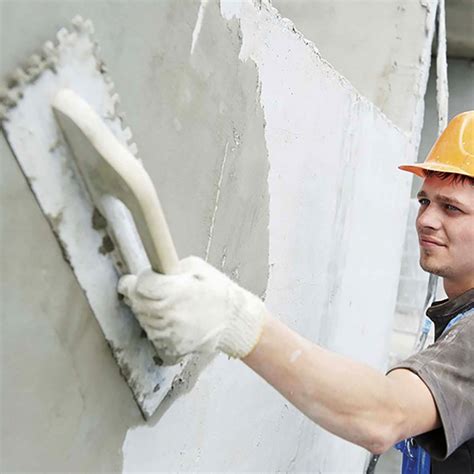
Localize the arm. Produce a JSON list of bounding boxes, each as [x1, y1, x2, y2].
[[118, 256, 441, 454], [243, 315, 441, 454]]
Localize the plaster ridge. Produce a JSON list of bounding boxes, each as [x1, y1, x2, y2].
[[205, 141, 229, 261]]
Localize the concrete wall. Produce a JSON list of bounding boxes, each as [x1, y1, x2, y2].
[[1, 1, 428, 472], [418, 57, 474, 164], [272, 0, 437, 141]]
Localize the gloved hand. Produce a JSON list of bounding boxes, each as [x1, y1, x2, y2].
[[118, 256, 268, 365]]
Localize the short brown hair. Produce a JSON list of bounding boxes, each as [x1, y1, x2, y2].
[[424, 170, 474, 186]]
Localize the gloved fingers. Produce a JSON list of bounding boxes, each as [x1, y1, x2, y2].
[[117, 274, 137, 298], [127, 297, 171, 320], [122, 295, 133, 308], [178, 255, 207, 273], [136, 313, 171, 331], [135, 269, 186, 300], [149, 339, 186, 366], [179, 255, 231, 283]]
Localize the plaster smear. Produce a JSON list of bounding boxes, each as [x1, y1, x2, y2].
[[123, 1, 412, 472]]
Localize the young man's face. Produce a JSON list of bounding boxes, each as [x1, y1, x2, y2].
[[416, 175, 474, 286]]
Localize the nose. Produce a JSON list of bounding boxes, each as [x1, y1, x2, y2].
[[416, 202, 442, 232]]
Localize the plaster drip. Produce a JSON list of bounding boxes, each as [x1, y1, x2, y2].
[[205, 141, 229, 261], [219, 0, 242, 20], [190, 0, 209, 56]]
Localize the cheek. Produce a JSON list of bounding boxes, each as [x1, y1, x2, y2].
[[450, 221, 474, 259]]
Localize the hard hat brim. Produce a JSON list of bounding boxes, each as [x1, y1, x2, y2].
[[398, 162, 474, 178]]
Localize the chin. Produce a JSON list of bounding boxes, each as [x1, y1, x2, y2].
[[420, 255, 440, 273], [419, 258, 451, 278]]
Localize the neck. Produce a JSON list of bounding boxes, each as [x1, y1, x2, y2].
[[443, 277, 474, 299]]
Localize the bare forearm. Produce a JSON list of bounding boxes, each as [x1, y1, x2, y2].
[[243, 315, 408, 453]]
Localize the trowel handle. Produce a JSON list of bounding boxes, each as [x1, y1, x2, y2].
[[52, 89, 179, 275], [101, 183, 178, 275], [123, 177, 179, 275]]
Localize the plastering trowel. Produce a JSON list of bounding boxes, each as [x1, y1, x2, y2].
[[0, 17, 184, 419]]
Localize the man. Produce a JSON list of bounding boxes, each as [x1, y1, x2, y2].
[[119, 111, 474, 473]]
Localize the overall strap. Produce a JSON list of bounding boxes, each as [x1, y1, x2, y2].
[[396, 439, 431, 474]]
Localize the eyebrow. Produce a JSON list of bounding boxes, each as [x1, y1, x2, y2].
[[417, 190, 466, 208]]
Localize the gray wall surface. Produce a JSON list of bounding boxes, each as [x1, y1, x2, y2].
[[418, 57, 474, 162], [272, 0, 437, 139], [1, 0, 432, 472]]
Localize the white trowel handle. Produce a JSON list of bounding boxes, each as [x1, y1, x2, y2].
[[52, 89, 179, 275], [100, 185, 179, 276], [115, 174, 180, 275]]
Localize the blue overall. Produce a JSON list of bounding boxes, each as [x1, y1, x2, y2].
[[395, 308, 474, 474]]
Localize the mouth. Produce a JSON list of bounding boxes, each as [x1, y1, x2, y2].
[[419, 237, 446, 248]]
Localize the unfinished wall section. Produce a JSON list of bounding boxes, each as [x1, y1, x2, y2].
[[1, 0, 429, 472], [272, 0, 438, 142]]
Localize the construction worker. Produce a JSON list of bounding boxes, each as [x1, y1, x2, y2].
[[118, 111, 474, 474]]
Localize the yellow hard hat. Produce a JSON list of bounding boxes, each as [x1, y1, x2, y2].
[[399, 111, 474, 178]]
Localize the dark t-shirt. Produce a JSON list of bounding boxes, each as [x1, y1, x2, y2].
[[389, 288, 474, 474]]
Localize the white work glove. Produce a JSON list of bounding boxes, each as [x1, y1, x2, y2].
[[117, 256, 267, 365]]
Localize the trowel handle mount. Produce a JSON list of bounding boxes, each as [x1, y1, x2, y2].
[[52, 88, 179, 275]]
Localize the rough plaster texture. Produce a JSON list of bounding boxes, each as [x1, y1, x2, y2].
[[1, 0, 417, 472], [272, 0, 437, 142]]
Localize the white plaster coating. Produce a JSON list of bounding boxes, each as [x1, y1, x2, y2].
[[1, 22, 182, 418], [123, 2, 412, 472], [191, 0, 210, 56], [220, 0, 242, 19]]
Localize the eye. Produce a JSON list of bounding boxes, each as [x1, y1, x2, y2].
[[445, 204, 461, 212], [418, 198, 429, 206]]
